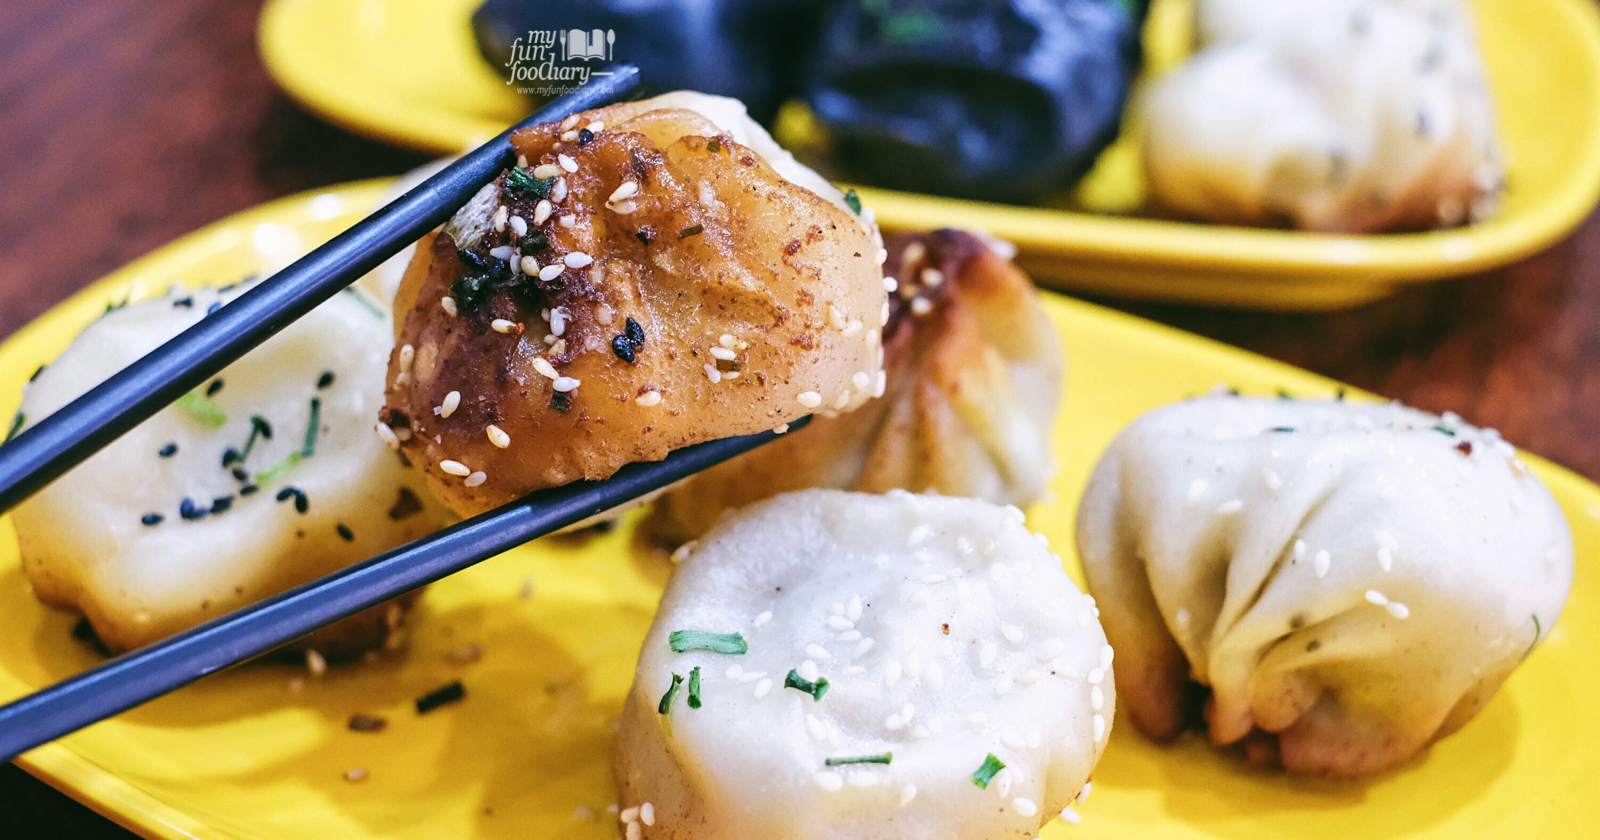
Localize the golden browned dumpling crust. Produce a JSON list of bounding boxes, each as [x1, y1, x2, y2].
[[382, 102, 885, 516], [647, 229, 1064, 544]]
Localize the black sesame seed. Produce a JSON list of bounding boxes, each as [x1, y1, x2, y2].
[[336, 523, 354, 541], [519, 230, 549, 254], [222, 448, 240, 467], [179, 497, 207, 520], [239, 484, 259, 496], [317, 371, 336, 389], [206, 379, 224, 397], [577, 127, 594, 146], [276, 487, 298, 502], [624, 317, 645, 347], [611, 334, 637, 363], [211, 496, 234, 514], [172, 296, 194, 309], [141, 512, 164, 526], [550, 391, 572, 413], [159, 442, 178, 458], [415, 681, 466, 714], [636, 230, 651, 246], [232, 466, 250, 482], [294, 492, 309, 514], [254, 416, 274, 439]]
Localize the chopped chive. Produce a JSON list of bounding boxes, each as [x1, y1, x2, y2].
[[342, 286, 386, 319], [970, 753, 1006, 789], [679, 224, 704, 239], [4, 411, 23, 443], [29, 364, 46, 382], [658, 672, 684, 715], [687, 666, 703, 709], [506, 166, 553, 198], [1523, 614, 1542, 661], [668, 630, 748, 655], [254, 452, 303, 485], [239, 415, 273, 461], [843, 189, 862, 215], [825, 753, 891, 766], [1269, 426, 1296, 433], [301, 398, 322, 457], [176, 391, 228, 429], [1432, 424, 1456, 436], [784, 669, 829, 701]]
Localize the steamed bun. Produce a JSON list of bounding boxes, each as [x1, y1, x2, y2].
[[1076, 394, 1573, 777], [617, 490, 1111, 838], [1143, 0, 1503, 232], [647, 229, 1063, 544], [13, 282, 443, 656]]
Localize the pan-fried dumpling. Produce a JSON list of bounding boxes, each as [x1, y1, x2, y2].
[[647, 229, 1063, 544], [1076, 395, 1573, 777], [617, 490, 1111, 839], [1143, 0, 1503, 232], [12, 282, 444, 656], [383, 91, 886, 517]]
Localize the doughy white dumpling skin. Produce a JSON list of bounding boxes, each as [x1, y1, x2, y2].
[[1143, 0, 1503, 232], [616, 490, 1112, 839], [13, 283, 442, 655], [1077, 396, 1573, 778]]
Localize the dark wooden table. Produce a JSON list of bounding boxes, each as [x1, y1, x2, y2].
[[3, 1, 1598, 836]]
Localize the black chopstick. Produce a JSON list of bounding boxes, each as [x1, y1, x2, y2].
[[0, 416, 807, 761], [0, 66, 641, 515]]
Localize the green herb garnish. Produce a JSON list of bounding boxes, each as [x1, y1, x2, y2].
[[342, 286, 386, 319], [687, 666, 703, 709], [784, 669, 829, 701], [506, 166, 553, 198], [658, 672, 684, 715], [4, 411, 23, 444], [302, 397, 321, 457], [176, 391, 228, 429], [668, 630, 747, 655], [254, 452, 303, 485], [843, 189, 862, 215], [825, 753, 891, 766], [1523, 614, 1542, 661], [1432, 424, 1457, 436], [970, 753, 1006, 789]]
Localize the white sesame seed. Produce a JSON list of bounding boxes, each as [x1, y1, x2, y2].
[[1014, 798, 1038, 817], [850, 371, 872, 391], [875, 248, 888, 265], [752, 610, 772, 627], [620, 806, 640, 824], [533, 199, 553, 225], [640, 803, 654, 826], [874, 370, 886, 397], [753, 678, 772, 698], [509, 215, 528, 237], [560, 130, 578, 143], [827, 304, 847, 330], [635, 390, 662, 407], [561, 114, 580, 131], [491, 318, 517, 334], [1077, 781, 1091, 804], [565, 251, 593, 268], [773, 423, 789, 434], [709, 346, 737, 361], [552, 178, 568, 203], [440, 390, 461, 418], [883, 276, 898, 292], [826, 615, 854, 632], [586, 120, 605, 132], [815, 771, 844, 791], [398, 343, 414, 374], [805, 643, 831, 660], [979, 642, 998, 669], [1087, 667, 1104, 685], [440, 296, 458, 316], [1365, 590, 1389, 606], [493, 204, 508, 233], [487, 425, 510, 448], [1060, 805, 1083, 824], [704, 364, 722, 384], [559, 214, 576, 227], [464, 471, 487, 487], [737, 670, 765, 683], [552, 376, 581, 392], [885, 714, 904, 731], [610, 181, 639, 203], [1000, 623, 1026, 645], [833, 390, 851, 409], [539, 264, 564, 281], [375, 422, 400, 450], [885, 659, 902, 685], [1315, 550, 1331, 578], [1187, 478, 1209, 502], [798, 659, 820, 682], [1091, 685, 1104, 710], [1216, 498, 1244, 515], [517, 154, 530, 168], [797, 391, 823, 408], [532, 357, 559, 379], [1101, 644, 1114, 668], [900, 783, 917, 806], [558, 153, 578, 173], [854, 637, 875, 657], [1387, 601, 1411, 619], [910, 297, 933, 317], [880, 299, 890, 325], [440, 460, 470, 477], [921, 267, 945, 287], [725, 664, 744, 679], [1293, 539, 1307, 562], [533, 163, 562, 180], [1093, 713, 1106, 741]]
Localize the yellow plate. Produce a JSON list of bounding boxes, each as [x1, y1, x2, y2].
[[258, 0, 1600, 311], [1, 182, 1597, 839]]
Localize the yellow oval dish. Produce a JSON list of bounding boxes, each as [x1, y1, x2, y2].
[[258, 0, 1600, 311], [1, 181, 1597, 839]]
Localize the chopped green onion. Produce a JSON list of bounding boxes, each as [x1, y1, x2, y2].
[[687, 666, 703, 709], [1269, 426, 1296, 433], [302, 397, 321, 457], [970, 753, 1006, 789], [1432, 424, 1456, 436], [342, 286, 386, 319], [668, 630, 747, 655], [784, 669, 829, 701], [4, 411, 23, 444], [658, 672, 684, 715], [842, 189, 862, 215], [1523, 614, 1542, 661], [176, 391, 228, 429], [825, 753, 891, 766], [253, 452, 303, 485], [506, 166, 553, 198]]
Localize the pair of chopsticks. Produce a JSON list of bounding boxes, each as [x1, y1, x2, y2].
[[0, 65, 794, 761]]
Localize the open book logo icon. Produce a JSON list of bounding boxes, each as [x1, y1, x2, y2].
[[561, 29, 614, 62]]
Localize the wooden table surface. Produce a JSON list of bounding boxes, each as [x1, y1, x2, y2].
[[3, 0, 1599, 836]]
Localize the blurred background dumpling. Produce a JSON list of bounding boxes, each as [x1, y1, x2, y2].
[[648, 228, 1063, 544], [803, 0, 1147, 202], [12, 282, 444, 658], [1142, 0, 1503, 232]]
